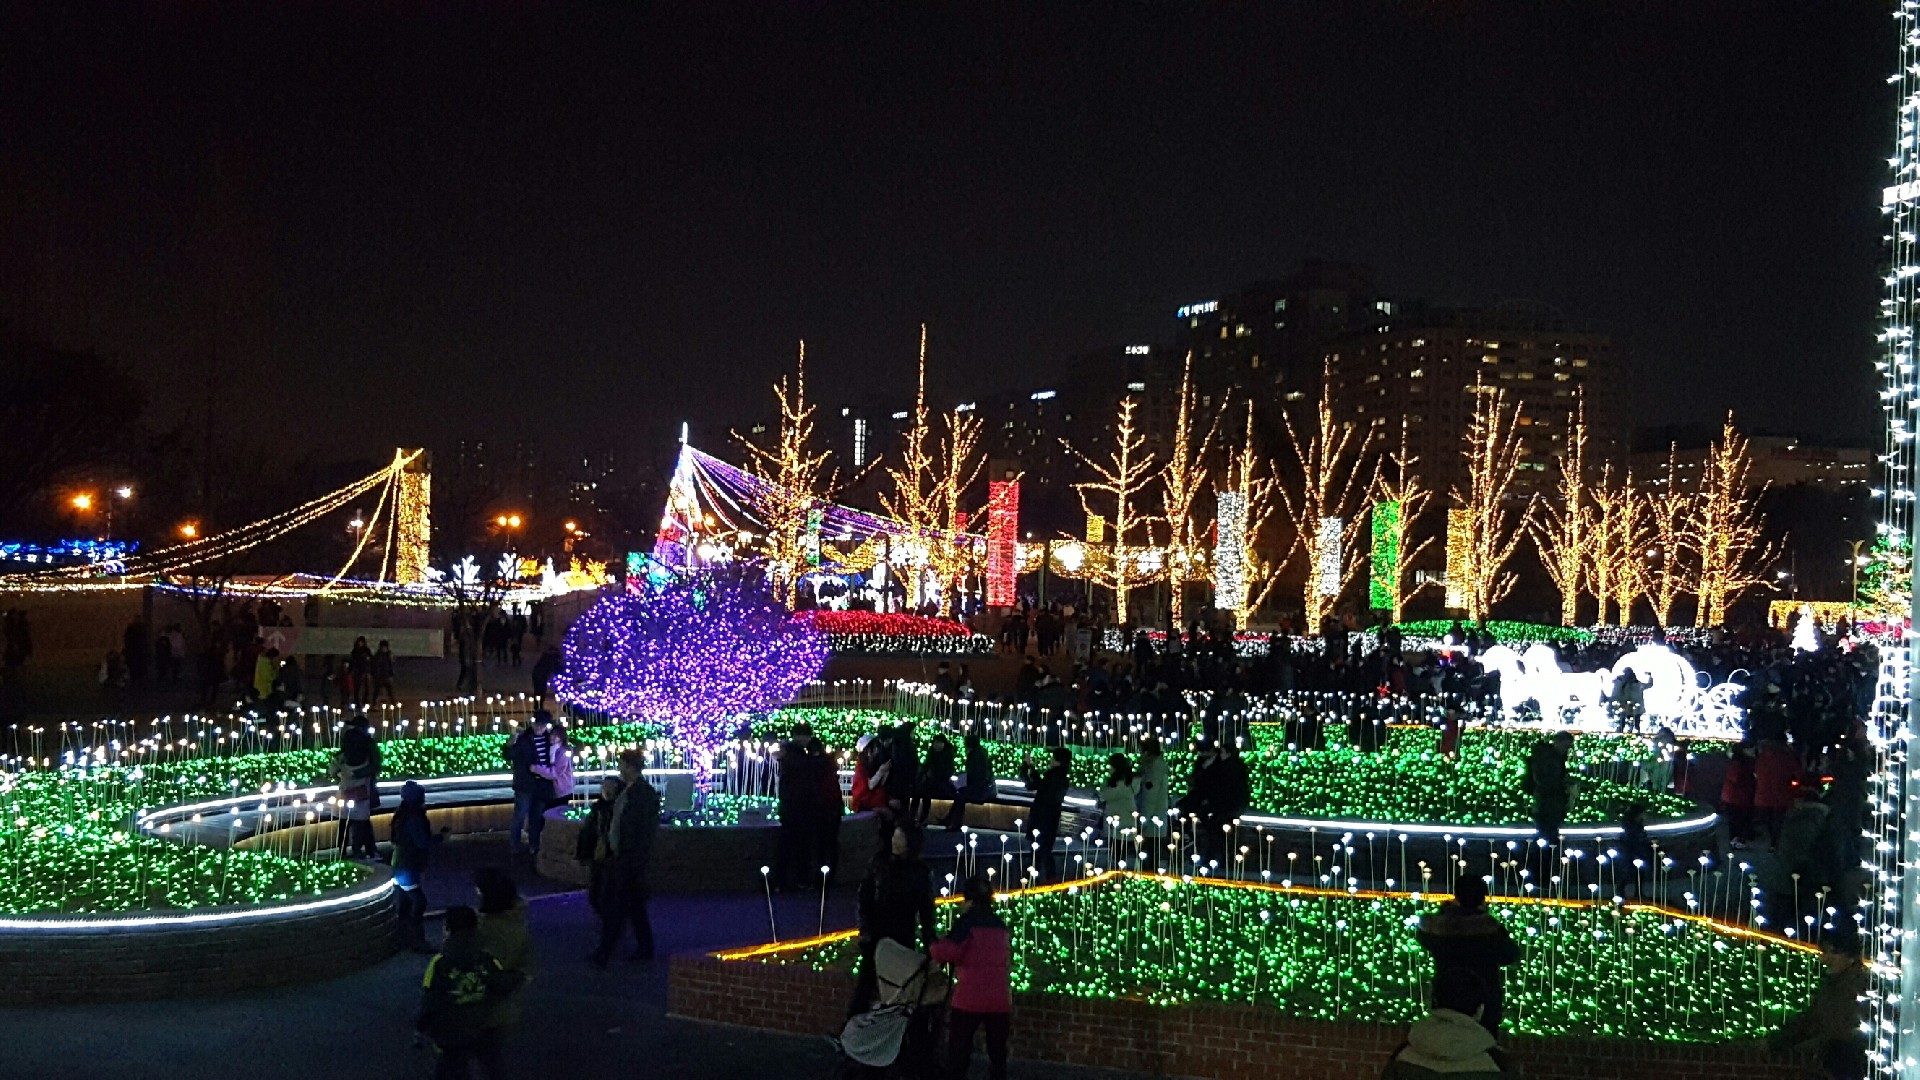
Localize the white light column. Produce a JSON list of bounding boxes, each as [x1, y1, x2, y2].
[[1873, 8, 1920, 1077]]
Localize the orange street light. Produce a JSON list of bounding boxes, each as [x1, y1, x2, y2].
[[178, 522, 199, 539], [70, 493, 94, 512], [506, 513, 523, 529]]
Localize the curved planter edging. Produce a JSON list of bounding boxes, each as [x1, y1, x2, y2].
[[0, 867, 396, 1004]]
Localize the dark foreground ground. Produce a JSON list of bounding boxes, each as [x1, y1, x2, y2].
[[0, 836, 1148, 1080]]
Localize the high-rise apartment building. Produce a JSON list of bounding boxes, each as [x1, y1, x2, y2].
[[1172, 260, 1386, 405], [1323, 305, 1626, 499]]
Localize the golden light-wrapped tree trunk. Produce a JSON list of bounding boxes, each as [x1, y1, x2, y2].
[[1527, 395, 1589, 626], [1688, 415, 1779, 627], [1645, 446, 1694, 627], [734, 341, 838, 607], [1448, 379, 1534, 623]]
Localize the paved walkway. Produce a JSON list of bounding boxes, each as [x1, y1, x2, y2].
[[0, 834, 1153, 1080]]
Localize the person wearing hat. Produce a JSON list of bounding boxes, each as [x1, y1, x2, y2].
[[849, 733, 893, 815], [389, 780, 447, 952]]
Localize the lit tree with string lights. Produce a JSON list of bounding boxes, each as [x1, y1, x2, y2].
[[1277, 367, 1378, 631], [1527, 395, 1590, 626], [1061, 396, 1164, 622], [930, 394, 987, 616], [1644, 446, 1694, 627], [1217, 401, 1280, 629], [1585, 462, 1622, 625], [1603, 470, 1649, 627], [1449, 379, 1534, 623], [1159, 354, 1226, 627], [880, 325, 943, 609], [1370, 419, 1435, 624], [1686, 414, 1778, 626], [735, 342, 838, 607], [556, 564, 826, 795]]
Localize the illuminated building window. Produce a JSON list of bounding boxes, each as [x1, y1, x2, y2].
[[1409, 368, 1424, 378], [852, 418, 869, 467]]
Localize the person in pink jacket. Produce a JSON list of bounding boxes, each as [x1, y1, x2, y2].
[[931, 877, 1014, 1080]]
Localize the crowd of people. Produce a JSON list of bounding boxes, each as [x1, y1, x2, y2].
[[386, 712, 662, 1077], [6, 582, 1890, 1077]]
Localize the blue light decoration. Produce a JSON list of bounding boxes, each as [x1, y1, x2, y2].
[[0, 539, 139, 571]]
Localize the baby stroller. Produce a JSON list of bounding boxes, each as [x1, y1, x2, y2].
[[832, 936, 950, 1077]]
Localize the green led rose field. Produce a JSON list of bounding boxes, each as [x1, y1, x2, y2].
[[739, 872, 1819, 1043], [0, 720, 657, 915], [1396, 619, 1596, 646], [565, 791, 779, 828], [758, 708, 1692, 825]]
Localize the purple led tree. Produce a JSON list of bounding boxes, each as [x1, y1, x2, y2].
[[556, 565, 826, 792]]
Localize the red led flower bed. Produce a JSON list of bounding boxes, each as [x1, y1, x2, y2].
[[795, 610, 971, 637], [793, 610, 992, 655]]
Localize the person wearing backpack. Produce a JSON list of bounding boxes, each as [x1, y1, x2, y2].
[[416, 905, 524, 1080]]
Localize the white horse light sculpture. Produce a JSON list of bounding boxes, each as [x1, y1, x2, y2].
[[1476, 641, 1743, 739]]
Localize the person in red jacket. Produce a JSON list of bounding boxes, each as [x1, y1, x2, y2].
[[848, 734, 893, 814], [1753, 738, 1800, 850], [931, 876, 1014, 1080], [1720, 741, 1757, 848]]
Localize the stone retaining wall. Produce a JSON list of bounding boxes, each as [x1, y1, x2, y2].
[[0, 871, 396, 1003], [667, 953, 1811, 1080]]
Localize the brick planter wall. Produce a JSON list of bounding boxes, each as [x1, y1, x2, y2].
[[0, 873, 397, 1004], [667, 954, 1813, 1080]]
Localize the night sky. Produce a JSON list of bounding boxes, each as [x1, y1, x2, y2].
[[0, 2, 1893, 465]]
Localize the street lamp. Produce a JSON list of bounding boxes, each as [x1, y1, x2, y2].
[[1849, 538, 1871, 608], [105, 486, 132, 539], [494, 512, 525, 554], [70, 488, 132, 538], [178, 522, 199, 540]]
